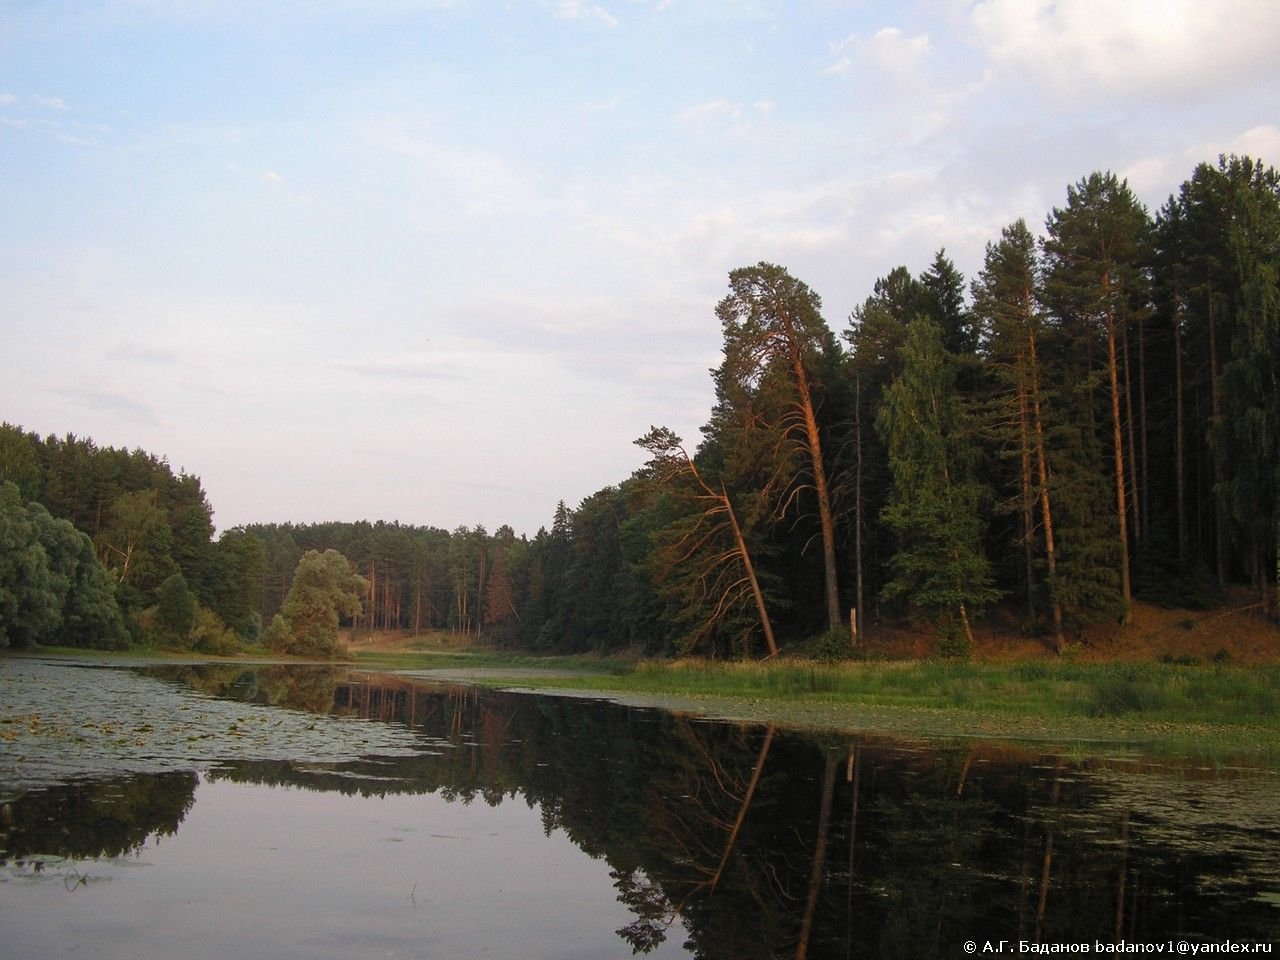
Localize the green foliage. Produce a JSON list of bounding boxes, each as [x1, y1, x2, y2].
[[790, 626, 854, 663], [0, 480, 126, 649], [877, 319, 1000, 626], [4, 153, 1278, 660], [934, 619, 972, 660], [156, 573, 197, 644], [190, 606, 242, 656], [206, 528, 266, 639], [265, 549, 368, 658], [60, 531, 128, 650]]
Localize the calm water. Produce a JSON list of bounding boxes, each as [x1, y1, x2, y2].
[[1, 658, 1278, 959]]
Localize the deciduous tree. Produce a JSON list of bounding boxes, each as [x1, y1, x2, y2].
[[263, 549, 368, 658]]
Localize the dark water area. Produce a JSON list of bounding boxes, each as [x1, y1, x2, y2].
[[1, 659, 1278, 958]]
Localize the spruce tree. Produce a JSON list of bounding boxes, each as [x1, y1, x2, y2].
[[877, 319, 999, 650]]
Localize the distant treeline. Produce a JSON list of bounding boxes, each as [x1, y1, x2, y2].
[[2, 156, 1278, 656]]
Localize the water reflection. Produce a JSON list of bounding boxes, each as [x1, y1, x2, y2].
[[2, 661, 1278, 958]]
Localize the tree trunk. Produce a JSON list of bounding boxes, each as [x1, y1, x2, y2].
[[790, 349, 841, 631], [1018, 379, 1037, 627], [1174, 296, 1188, 564], [1028, 334, 1065, 651], [1274, 511, 1279, 620], [958, 602, 976, 648], [1123, 321, 1141, 542], [711, 725, 774, 892], [1036, 775, 1062, 941], [1106, 295, 1133, 622], [795, 752, 838, 960], [723, 483, 780, 657], [1138, 313, 1149, 542], [1116, 810, 1131, 942], [1209, 293, 1228, 587], [855, 374, 866, 641]]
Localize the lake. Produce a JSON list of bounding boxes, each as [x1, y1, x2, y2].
[[2, 657, 1278, 958]]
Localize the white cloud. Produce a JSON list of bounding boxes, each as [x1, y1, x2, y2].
[[969, 0, 1280, 101], [34, 95, 69, 110], [583, 92, 626, 113], [554, 0, 618, 27], [677, 98, 743, 123], [824, 28, 930, 80], [362, 117, 537, 219], [866, 27, 931, 78], [1207, 125, 1280, 167], [1117, 125, 1280, 207], [0, 93, 17, 105]]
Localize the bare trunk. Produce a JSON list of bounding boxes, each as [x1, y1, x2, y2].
[[792, 350, 841, 630], [723, 483, 779, 657], [1018, 380, 1037, 626], [1107, 295, 1133, 622], [1116, 810, 1131, 942], [711, 725, 774, 892], [1036, 775, 1062, 941], [1122, 321, 1141, 542], [1274, 512, 1279, 620], [854, 373, 866, 641], [1174, 297, 1187, 563], [1028, 311, 1065, 650], [1209, 293, 1228, 587], [958, 602, 976, 648], [1138, 313, 1149, 541], [795, 752, 837, 960]]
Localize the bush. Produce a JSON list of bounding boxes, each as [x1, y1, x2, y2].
[[792, 626, 855, 663], [934, 620, 971, 660], [190, 607, 241, 656]]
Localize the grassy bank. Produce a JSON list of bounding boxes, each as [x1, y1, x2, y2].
[[355, 651, 1280, 761], [17, 643, 1279, 761], [360, 652, 1279, 725]]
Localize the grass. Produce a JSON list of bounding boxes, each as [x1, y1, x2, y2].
[[16, 642, 1279, 763], [361, 651, 1280, 762], [445, 656, 1278, 725]]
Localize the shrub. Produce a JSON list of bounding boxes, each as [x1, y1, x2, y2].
[[190, 607, 241, 656], [935, 620, 971, 660]]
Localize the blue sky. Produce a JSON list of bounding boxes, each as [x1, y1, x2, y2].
[[3, 0, 1279, 535]]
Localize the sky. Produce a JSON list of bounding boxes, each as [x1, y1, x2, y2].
[[2, 0, 1279, 537]]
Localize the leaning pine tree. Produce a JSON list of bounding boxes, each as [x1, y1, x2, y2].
[[877, 318, 1000, 653]]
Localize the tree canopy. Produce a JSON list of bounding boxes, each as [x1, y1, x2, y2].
[[3, 153, 1278, 658]]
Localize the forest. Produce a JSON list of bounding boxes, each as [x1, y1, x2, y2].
[[2, 156, 1278, 659]]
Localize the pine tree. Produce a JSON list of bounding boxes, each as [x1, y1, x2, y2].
[[973, 219, 1066, 649], [1042, 172, 1152, 623], [633, 427, 779, 657], [713, 263, 843, 632]]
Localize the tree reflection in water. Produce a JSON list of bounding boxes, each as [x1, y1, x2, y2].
[[3, 663, 1278, 958]]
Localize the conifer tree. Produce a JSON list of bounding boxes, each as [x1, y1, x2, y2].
[[1042, 172, 1152, 623], [973, 219, 1066, 649], [1212, 157, 1280, 614], [633, 426, 779, 657], [877, 319, 999, 649], [713, 263, 843, 632]]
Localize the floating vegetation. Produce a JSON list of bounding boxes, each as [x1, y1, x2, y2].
[[0, 658, 425, 802]]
